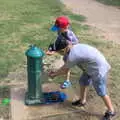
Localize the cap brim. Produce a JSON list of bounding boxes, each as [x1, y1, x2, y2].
[[50, 25, 60, 31]]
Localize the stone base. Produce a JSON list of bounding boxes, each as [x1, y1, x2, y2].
[[10, 83, 77, 120], [25, 92, 44, 105]]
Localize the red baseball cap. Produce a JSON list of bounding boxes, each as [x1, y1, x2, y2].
[[51, 16, 69, 31]]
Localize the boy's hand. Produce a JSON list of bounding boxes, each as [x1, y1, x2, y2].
[[48, 71, 57, 78], [46, 51, 56, 55]]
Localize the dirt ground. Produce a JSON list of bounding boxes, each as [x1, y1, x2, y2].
[[61, 0, 120, 43], [3, 55, 120, 120]]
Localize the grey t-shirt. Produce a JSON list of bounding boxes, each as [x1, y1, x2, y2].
[[65, 44, 111, 77], [56, 29, 79, 45]]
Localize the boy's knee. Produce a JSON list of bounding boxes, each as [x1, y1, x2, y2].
[[93, 79, 107, 97], [79, 79, 91, 86], [96, 90, 107, 97]]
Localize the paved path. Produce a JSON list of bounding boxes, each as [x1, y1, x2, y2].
[[61, 0, 120, 42]]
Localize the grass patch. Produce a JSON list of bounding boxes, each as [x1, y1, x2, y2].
[[62, 11, 86, 22], [68, 14, 86, 22], [0, 86, 10, 119], [96, 0, 120, 6], [0, 0, 86, 79]]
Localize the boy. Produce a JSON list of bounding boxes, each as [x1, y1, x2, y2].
[[46, 16, 79, 89], [48, 40, 115, 120]]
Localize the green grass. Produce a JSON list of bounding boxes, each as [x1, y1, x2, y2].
[[96, 0, 120, 6], [0, 86, 10, 119], [62, 11, 86, 22], [0, 0, 87, 79]]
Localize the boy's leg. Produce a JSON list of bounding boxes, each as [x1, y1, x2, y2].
[[60, 70, 71, 89], [79, 73, 91, 103], [60, 54, 71, 89], [80, 85, 88, 104], [63, 53, 71, 82], [72, 85, 88, 106], [102, 95, 114, 112], [66, 70, 71, 81], [92, 74, 115, 119], [72, 73, 91, 105]]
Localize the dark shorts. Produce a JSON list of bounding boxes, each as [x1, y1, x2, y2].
[[79, 73, 107, 96]]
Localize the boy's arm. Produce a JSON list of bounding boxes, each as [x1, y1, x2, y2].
[[48, 64, 69, 78], [46, 41, 57, 55], [46, 34, 60, 55]]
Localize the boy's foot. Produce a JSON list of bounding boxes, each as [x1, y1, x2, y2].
[[60, 81, 71, 89], [72, 99, 86, 106], [103, 111, 116, 120]]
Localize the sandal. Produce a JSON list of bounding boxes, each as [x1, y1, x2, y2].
[[72, 99, 86, 106], [60, 80, 71, 89]]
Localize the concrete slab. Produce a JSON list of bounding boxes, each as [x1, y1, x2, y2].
[[10, 83, 78, 120]]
